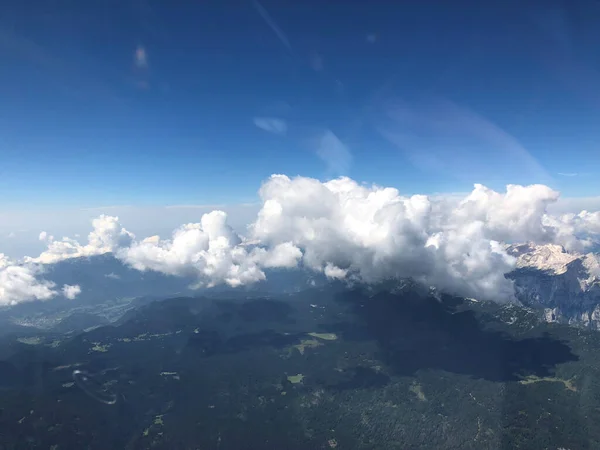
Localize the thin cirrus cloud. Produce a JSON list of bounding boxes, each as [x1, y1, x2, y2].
[[252, 0, 293, 52], [134, 45, 148, 68], [253, 117, 288, 136], [315, 130, 352, 177], [531, 5, 600, 108], [557, 172, 589, 177], [310, 52, 324, 72], [4, 174, 600, 306], [376, 97, 552, 186], [132, 44, 150, 90], [0, 26, 124, 105]]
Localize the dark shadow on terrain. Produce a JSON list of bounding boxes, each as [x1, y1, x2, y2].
[[184, 329, 306, 356], [184, 330, 222, 356], [329, 290, 578, 382], [114, 297, 296, 336], [114, 296, 205, 334], [327, 366, 390, 391], [224, 330, 302, 352], [212, 297, 293, 316], [208, 297, 296, 327], [0, 360, 21, 388], [236, 298, 295, 323]]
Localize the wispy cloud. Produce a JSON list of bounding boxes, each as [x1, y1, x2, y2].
[[531, 5, 600, 107], [253, 117, 288, 136], [132, 45, 151, 89], [558, 172, 588, 177], [316, 130, 352, 176], [134, 45, 148, 68], [252, 0, 292, 52], [376, 96, 552, 185], [0, 26, 124, 105], [310, 52, 324, 72]]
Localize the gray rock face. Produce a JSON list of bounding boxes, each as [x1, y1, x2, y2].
[[505, 243, 600, 329]]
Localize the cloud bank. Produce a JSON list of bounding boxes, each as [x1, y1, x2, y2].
[[31, 215, 134, 264], [2, 175, 600, 305], [120, 211, 300, 288]]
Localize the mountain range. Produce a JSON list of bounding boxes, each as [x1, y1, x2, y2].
[[2, 244, 600, 334], [2, 245, 600, 447], [506, 243, 600, 328]]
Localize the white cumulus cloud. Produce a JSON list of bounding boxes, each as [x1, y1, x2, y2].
[[0, 254, 57, 306], [119, 211, 300, 288], [30, 215, 133, 264], [2, 175, 600, 306], [0, 254, 87, 305], [39, 231, 51, 241], [249, 175, 599, 302], [62, 284, 81, 300]]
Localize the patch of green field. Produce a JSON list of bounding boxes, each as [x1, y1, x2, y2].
[[293, 339, 322, 355], [287, 374, 305, 384], [17, 337, 43, 345], [518, 375, 577, 392], [90, 342, 111, 352], [409, 382, 427, 401], [307, 332, 338, 341]]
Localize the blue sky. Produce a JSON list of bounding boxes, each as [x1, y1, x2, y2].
[[1, 0, 600, 209]]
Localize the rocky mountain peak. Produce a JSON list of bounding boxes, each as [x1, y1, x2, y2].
[[506, 243, 580, 275], [505, 243, 600, 328]]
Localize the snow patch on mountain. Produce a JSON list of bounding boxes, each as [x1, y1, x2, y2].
[[505, 243, 600, 328], [506, 243, 578, 274]]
